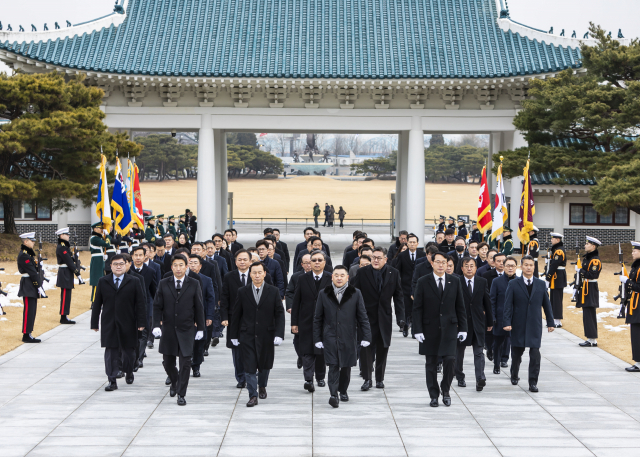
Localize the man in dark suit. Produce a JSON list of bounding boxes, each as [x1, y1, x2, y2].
[[413, 252, 468, 407], [476, 249, 498, 277], [154, 238, 171, 276], [91, 254, 147, 391], [490, 255, 516, 374], [221, 249, 253, 388], [387, 231, 408, 261], [194, 242, 222, 298], [343, 235, 371, 268], [130, 246, 158, 363], [295, 236, 334, 273], [141, 242, 162, 349], [292, 250, 332, 392], [455, 257, 493, 391], [153, 254, 205, 406], [353, 247, 404, 390], [272, 228, 290, 272], [225, 229, 242, 255], [482, 251, 504, 361], [187, 255, 216, 377], [503, 256, 555, 392], [439, 229, 456, 254], [229, 262, 286, 407], [448, 237, 468, 275], [411, 245, 439, 298], [205, 239, 229, 276], [212, 233, 234, 272], [395, 233, 426, 337], [286, 253, 312, 369], [256, 240, 285, 298], [293, 227, 317, 267]]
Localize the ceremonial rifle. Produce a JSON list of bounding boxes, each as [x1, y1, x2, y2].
[[613, 243, 628, 319], [541, 239, 551, 278], [37, 234, 49, 298], [570, 241, 581, 303], [72, 228, 86, 285]]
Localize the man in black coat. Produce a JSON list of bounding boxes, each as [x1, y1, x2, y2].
[[455, 258, 493, 391], [225, 229, 243, 255], [130, 246, 158, 361], [188, 255, 216, 377], [343, 235, 370, 268], [293, 227, 317, 267], [314, 266, 371, 408], [153, 254, 205, 406], [154, 238, 171, 276], [353, 247, 404, 390], [55, 228, 83, 325], [482, 251, 504, 361], [413, 252, 468, 407], [273, 228, 290, 272], [292, 251, 332, 392], [204, 240, 229, 276], [395, 233, 426, 337], [91, 254, 146, 391], [285, 253, 312, 370], [229, 261, 286, 407], [221, 249, 253, 388], [411, 245, 439, 298], [387, 231, 408, 261], [295, 236, 333, 273], [213, 233, 234, 272]]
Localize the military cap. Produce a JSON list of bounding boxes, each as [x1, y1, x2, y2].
[[631, 241, 640, 249], [503, 226, 513, 232], [157, 214, 164, 218], [20, 232, 37, 241], [168, 215, 175, 220], [91, 222, 103, 229], [550, 232, 563, 238], [586, 236, 602, 246], [55, 227, 69, 235]]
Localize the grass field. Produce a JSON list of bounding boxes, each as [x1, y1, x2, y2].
[[140, 177, 479, 220]]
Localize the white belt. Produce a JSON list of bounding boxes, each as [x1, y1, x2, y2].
[[534, 258, 538, 261], [557, 267, 565, 270], [106, 249, 116, 253], [90, 245, 104, 254], [22, 274, 30, 277], [92, 253, 104, 257], [58, 264, 67, 268], [587, 280, 598, 283]]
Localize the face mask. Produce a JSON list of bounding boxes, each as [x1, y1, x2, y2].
[[455, 245, 465, 253]]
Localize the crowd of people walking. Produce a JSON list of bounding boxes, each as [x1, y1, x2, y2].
[[313, 203, 346, 228]]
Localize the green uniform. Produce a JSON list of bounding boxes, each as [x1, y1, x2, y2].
[[500, 235, 514, 255], [89, 233, 109, 302], [168, 222, 177, 239], [157, 222, 166, 237], [145, 225, 157, 243]]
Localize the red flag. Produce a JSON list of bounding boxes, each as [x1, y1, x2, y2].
[[477, 166, 492, 233], [132, 163, 144, 227]]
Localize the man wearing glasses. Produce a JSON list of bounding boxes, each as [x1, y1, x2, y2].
[[353, 247, 404, 390]]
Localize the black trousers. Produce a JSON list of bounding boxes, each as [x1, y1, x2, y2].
[[339, 219, 344, 228], [403, 293, 414, 329], [493, 334, 510, 368], [302, 353, 326, 382], [550, 288, 564, 320], [59, 288, 72, 316], [455, 342, 485, 382], [425, 355, 455, 399], [361, 333, 389, 382], [511, 346, 541, 386], [206, 324, 214, 346], [328, 365, 351, 397], [231, 346, 245, 383], [105, 346, 135, 382], [22, 296, 37, 335], [314, 216, 319, 228], [163, 353, 192, 397], [192, 338, 206, 371], [583, 307, 598, 338], [485, 331, 494, 355], [631, 323, 640, 362]]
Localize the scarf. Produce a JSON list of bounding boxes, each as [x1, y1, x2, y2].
[[333, 282, 348, 303]]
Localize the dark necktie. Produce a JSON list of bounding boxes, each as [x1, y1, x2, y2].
[[315, 276, 321, 290], [115, 277, 121, 289], [241, 274, 246, 287], [136, 268, 141, 273], [468, 280, 473, 295], [438, 277, 444, 297], [176, 280, 182, 291], [411, 253, 415, 263]]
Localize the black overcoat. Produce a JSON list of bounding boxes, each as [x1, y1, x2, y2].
[[503, 276, 554, 348], [352, 265, 404, 348], [490, 274, 513, 337], [460, 276, 493, 347], [412, 273, 468, 357], [91, 274, 146, 349], [313, 285, 371, 368], [395, 249, 426, 296], [292, 272, 332, 355], [153, 275, 205, 357], [228, 283, 286, 372], [221, 271, 247, 349]]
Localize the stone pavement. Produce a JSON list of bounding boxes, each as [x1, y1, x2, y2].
[[1, 310, 640, 457]]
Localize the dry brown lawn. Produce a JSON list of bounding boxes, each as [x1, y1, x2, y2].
[[140, 177, 479, 220]]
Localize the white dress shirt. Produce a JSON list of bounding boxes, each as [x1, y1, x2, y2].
[[464, 275, 475, 293], [174, 275, 186, 289], [113, 273, 124, 287], [434, 273, 446, 292]]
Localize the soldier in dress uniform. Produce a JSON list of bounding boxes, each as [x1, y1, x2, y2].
[[577, 236, 602, 347], [500, 227, 514, 255], [17, 232, 46, 343], [156, 214, 166, 237], [524, 226, 540, 277], [167, 215, 178, 240], [447, 216, 456, 232], [470, 221, 481, 243], [544, 233, 566, 328], [104, 228, 118, 274], [145, 216, 157, 243], [131, 221, 145, 245], [55, 227, 84, 325], [90, 222, 110, 303], [457, 218, 468, 239], [621, 242, 640, 372], [437, 215, 446, 232]]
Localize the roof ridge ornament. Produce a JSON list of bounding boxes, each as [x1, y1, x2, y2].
[[618, 29, 624, 38], [114, 0, 125, 14]]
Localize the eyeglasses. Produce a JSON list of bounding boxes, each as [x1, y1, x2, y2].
[[371, 256, 384, 261], [433, 260, 447, 265], [111, 262, 125, 267], [311, 259, 324, 263]]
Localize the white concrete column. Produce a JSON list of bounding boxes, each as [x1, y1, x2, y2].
[[213, 130, 226, 234], [197, 115, 216, 240], [396, 131, 409, 236], [406, 117, 426, 245], [220, 135, 229, 230]]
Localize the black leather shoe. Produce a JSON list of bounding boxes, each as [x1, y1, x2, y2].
[[165, 376, 172, 386], [236, 382, 246, 388], [361, 380, 371, 391], [329, 396, 339, 408], [493, 367, 500, 375], [297, 357, 303, 369], [476, 379, 486, 391], [22, 334, 41, 343], [304, 381, 315, 393], [486, 352, 493, 362], [133, 361, 140, 373], [430, 398, 439, 407], [125, 373, 134, 384], [177, 396, 186, 406], [193, 370, 201, 378], [105, 381, 118, 391], [317, 379, 326, 387], [376, 381, 384, 389], [203, 349, 209, 357], [60, 316, 76, 324], [442, 395, 451, 407], [340, 392, 349, 402], [170, 385, 177, 397], [402, 325, 409, 338], [211, 337, 220, 347], [511, 377, 520, 385], [437, 363, 442, 374], [501, 362, 508, 368], [137, 361, 143, 369], [147, 341, 153, 349], [247, 396, 258, 407], [116, 371, 124, 379], [555, 323, 563, 328], [259, 387, 267, 399], [529, 385, 539, 393], [579, 341, 596, 347], [458, 379, 466, 387], [625, 365, 640, 372]]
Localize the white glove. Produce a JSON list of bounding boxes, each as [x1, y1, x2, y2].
[[361, 341, 370, 347], [457, 332, 467, 342], [38, 287, 47, 298], [545, 281, 550, 289], [231, 339, 239, 346], [195, 331, 204, 340], [274, 337, 283, 346], [103, 254, 108, 261], [620, 276, 629, 284], [315, 342, 324, 349], [415, 333, 425, 343], [575, 265, 580, 272], [152, 327, 162, 338], [77, 277, 86, 285]]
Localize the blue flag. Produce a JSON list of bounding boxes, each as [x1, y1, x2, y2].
[[111, 159, 133, 235]]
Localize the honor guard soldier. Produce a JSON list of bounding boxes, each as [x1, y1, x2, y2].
[[545, 233, 566, 328], [621, 242, 640, 372], [145, 216, 157, 243], [167, 215, 178, 240], [447, 216, 456, 232], [56, 227, 84, 324], [470, 221, 481, 243], [524, 226, 540, 277], [437, 215, 446, 232], [90, 222, 110, 303], [18, 232, 46, 343], [156, 214, 166, 237], [500, 227, 514, 255], [103, 229, 118, 274], [131, 221, 145, 245], [457, 218, 468, 239], [577, 236, 602, 347]]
